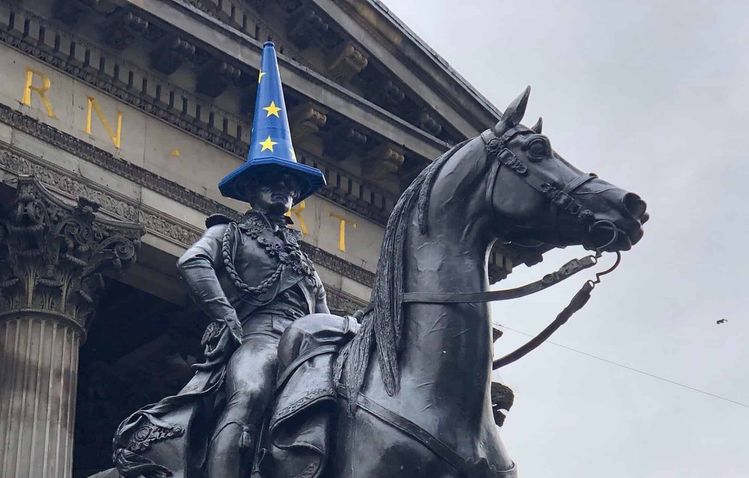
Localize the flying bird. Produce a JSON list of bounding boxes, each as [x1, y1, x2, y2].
[[716, 319, 727, 324]]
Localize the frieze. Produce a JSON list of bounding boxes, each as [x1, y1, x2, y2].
[[0, 142, 376, 288], [0, 149, 140, 222], [139, 210, 202, 246], [0, 4, 396, 226]]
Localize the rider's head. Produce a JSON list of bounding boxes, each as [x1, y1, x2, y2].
[[242, 171, 301, 216]]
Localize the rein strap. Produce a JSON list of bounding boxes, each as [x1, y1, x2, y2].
[[492, 280, 593, 369], [402, 255, 597, 305]]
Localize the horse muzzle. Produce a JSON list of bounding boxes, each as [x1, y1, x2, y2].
[[585, 191, 648, 252]]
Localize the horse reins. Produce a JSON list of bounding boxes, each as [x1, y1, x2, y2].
[[491, 243, 620, 369], [402, 127, 623, 369]]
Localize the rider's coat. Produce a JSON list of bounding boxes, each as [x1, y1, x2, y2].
[[178, 211, 328, 350]]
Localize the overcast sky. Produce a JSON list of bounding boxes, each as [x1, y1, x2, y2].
[[383, 1, 748, 476]]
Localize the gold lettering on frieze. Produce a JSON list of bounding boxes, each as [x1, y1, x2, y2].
[[85, 96, 123, 149], [329, 212, 356, 252], [286, 200, 309, 236], [20, 67, 56, 118]]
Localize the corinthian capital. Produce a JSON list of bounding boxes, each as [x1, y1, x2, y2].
[[0, 176, 144, 337]]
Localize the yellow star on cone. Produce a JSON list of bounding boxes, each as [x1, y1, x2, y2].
[[259, 136, 277, 152], [263, 101, 282, 118], [258, 70, 266, 83]]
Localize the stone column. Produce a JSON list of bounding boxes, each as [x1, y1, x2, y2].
[[0, 176, 143, 478]]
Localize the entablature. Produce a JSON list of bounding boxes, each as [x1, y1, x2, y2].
[[0, 0, 528, 278]]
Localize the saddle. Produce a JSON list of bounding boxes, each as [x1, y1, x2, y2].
[[259, 313, 359, 478]]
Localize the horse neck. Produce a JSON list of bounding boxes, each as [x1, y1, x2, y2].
[[404, 223, 491, 296], [397, 179, 496, 415]]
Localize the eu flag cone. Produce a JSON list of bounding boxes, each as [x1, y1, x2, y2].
[[219, 42, 326, 204]]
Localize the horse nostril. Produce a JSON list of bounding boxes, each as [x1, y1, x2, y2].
[[623, 193, 646, 219]]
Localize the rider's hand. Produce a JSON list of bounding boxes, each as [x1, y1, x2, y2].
[[204, 327, 230, 360], [201, 313, 243, 360], [225, 313, 244, 345]]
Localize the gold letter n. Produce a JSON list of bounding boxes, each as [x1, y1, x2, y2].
[[85, 96, 123, 149]]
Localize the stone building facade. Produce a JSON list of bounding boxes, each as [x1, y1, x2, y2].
[[0, 0, 529, 476]]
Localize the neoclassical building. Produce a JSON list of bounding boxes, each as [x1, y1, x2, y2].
[[0, 0, 534, 476]]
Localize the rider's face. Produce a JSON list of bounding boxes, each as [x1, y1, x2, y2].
[[248, 173, 301, 215]]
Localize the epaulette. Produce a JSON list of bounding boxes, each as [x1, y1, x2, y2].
[[205, 213, 234, 228]]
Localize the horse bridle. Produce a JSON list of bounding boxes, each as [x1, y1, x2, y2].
[[402, 126, 623, 369], [482, 126, 600, 240]]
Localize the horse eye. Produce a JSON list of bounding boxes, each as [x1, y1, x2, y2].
[[527, 138, 550, 161]]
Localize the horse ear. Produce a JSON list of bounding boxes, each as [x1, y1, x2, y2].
[[531, 117, 543, 134], [493, 86, 531, 134]]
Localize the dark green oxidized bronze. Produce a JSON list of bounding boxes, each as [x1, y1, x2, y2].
[[109, 88, 647, 478]]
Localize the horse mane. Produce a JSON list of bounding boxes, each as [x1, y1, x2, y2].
[[335, 139, 471, 400]]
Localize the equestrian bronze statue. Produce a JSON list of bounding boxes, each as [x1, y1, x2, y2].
[[107, 43, 648, 478]]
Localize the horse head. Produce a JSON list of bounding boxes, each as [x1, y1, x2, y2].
[[485, 87, 648, 253], [338, 86, 649, 402]]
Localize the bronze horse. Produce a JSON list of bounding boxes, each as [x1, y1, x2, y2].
[[106, 87, 646, 478], [327, 87, 647, 477]]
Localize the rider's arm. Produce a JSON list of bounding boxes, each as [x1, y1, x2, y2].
[[177, 224, 239, 327]]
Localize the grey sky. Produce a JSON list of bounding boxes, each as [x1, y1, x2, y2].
[[383, 0, 749, 476]]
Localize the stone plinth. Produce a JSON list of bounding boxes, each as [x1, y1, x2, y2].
[[0, 176, 143, 478]]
